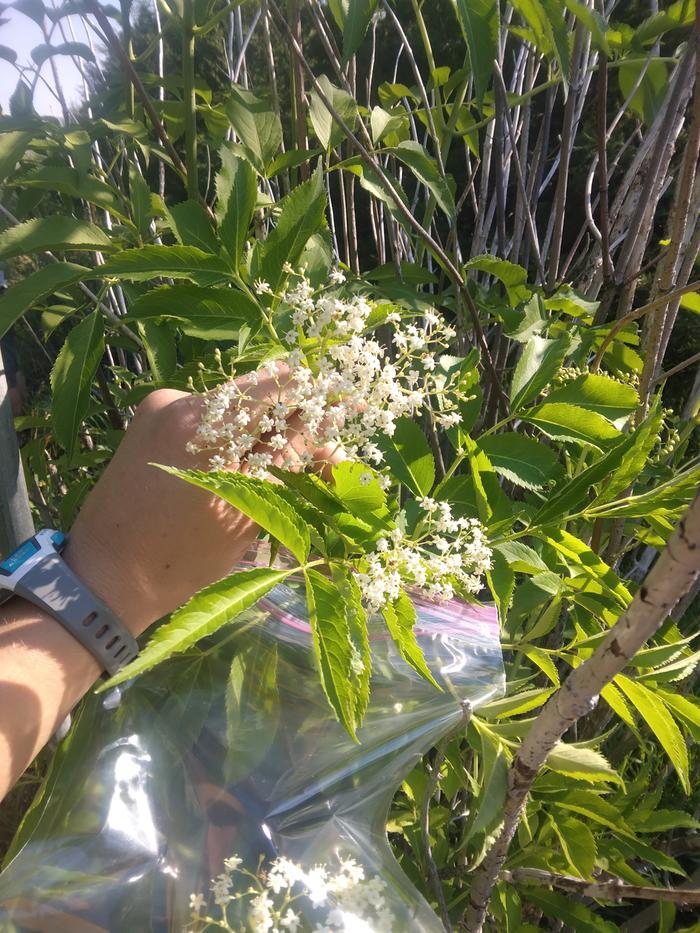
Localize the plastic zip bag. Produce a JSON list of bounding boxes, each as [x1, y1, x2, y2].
[[0, 564, 504, 932]]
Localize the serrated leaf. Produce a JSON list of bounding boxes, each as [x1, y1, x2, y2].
[[524, 401, 620, 449], [390, 140, 454, 216], [522, 646, 560, 685], [225, 85, 282, 173], [98, 245, 230, 283], [99, 567, 292, 691], [453, 0, 499, 109], [546, 743, 624, 785], [466, 254, 531, 306], [50, 311, 104, 462], [630, 809, 700, 833], [309, 75, 358, 150], [377, 417, 435, 497], [616, 675, 690, 793], [0, 216, 112, 259], [0, 131, 31, 181], [216, 148, 257, 267], [487, 549, 514, 625], [305, 567, 360, 738], [165, 199, 219, 253], [467, 725, 508, 839], [493, 541, 548, 574], [552, 789, 635, 836], [9, 164, 127, 220], [479, 433, 561, 490], [545, 374, 638, 427], [0, 261, 87, 339], [158, 468, 311, 565], [511, 336, 572, 411], [338, 0, 378, 63], [332, 461, 386, 515], [382, 589, 439, 688], [252, 165, 326, 292], [127, 284, 262, 340], [525, 890, 618, 933], [551, 815, 596, 878], [481, 687, 556, 719]]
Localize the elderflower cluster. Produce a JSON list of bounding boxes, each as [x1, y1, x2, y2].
[[187, 852, 396, 932], [186, 270, 463, 477], [356, 498, 492, 613]]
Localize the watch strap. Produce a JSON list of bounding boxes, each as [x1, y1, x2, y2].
[[14, 553, 138, 675]]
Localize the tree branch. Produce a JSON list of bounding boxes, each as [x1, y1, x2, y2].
[[462, 490, 700, 933], [501, 869, 700, 907]]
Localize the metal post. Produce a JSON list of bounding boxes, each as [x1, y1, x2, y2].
[[0, 343, 34, 557]]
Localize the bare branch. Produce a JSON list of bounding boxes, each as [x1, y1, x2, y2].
[[501, 869, 700, 907]]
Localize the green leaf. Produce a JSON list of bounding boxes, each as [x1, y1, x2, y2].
[[453, 0, 499, 109], [656, 689, 700, 742], [30, 41, 95, 67], [615, 675, 690, 794], [522, 646, 560, 685], [50, 311, 104, 462], [619, 57, 668, 125], [332, 461, 386, 515], [304, 567, 360, 738], [511, 335, 572, 410], [309, 75, 358, 150], [137, 320, 177, 382], [635, 0, 695, 45], [165, 199, 219, 253], [335, 567, 372, 726], [551, 815, 597, 878], [337, 0, 378, 63], [630, 809, 700, 833], [382, 589, 439, 688], [591, 405, 663, 505], [530, 415, 660, 528], [552, 788, 635, 836], [465, 255, 531, 306], [546, 743, 624, 785], [99, 567, 293, 690], [563, 0, 611, 54], [128, 285, 262, 340], [481, 687, 556, 719], [493, 541, 548, 574], [128, 165, 153, 238], [0, 131, 32, 182], [525, 890, 618, 933], [252, 166, 326, 292], [0, 261, 87, 339], [158, 468, 311, 565], [98, 245, 230, 283], [463, 434, 512, 528], [377, 417, 435, 497], [216, 148, 257, 267], [511, 0, 570, 77], [487, 549, 514, 625], [8, 164, 127, 220], [0, 216, 112, 259], [225, 85, 282, 173], [390, 140, 454, 216], [468, 726, 508, 838], [544, 374, 638, 427], [479, 433, 561, 490], [524, 401, 620, 449]]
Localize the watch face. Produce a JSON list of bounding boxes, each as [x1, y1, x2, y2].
[[0, 537, 40, 576]]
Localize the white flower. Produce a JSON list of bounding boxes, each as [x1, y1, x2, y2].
[[224, 855, 243, 871], [281, 909, 301, 932], [189, 892, 205, 913], [254, 278, 273, 295], [359, 472, 372, 486], [329, 268, 346, 285]]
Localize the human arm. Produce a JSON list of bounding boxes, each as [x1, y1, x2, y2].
[[0, 380, 328, 802]]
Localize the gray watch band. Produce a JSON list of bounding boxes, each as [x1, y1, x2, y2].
[[14, 553, 138, 675]]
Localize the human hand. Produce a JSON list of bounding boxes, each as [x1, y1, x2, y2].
[[64, 370, 337, 638]]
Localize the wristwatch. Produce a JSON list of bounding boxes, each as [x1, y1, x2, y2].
[[0, 528, 139, 675]]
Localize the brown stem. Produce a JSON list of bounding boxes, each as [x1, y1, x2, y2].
[[502, 868, 700, 907]]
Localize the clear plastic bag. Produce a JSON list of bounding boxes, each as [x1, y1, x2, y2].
[[0, 562, 504, 933]]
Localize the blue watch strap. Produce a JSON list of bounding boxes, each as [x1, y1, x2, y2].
[[13, 553, 138, 675]]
